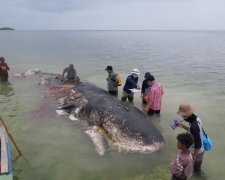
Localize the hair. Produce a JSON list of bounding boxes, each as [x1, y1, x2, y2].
[[147, 75, 155, 82], [144, 72, 151, 79], [177, 132, 193, 149], [0, 57, 5, 61]]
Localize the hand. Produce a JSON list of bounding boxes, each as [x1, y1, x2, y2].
[[178, 123, 185, 128], [136, 85, 140, 90], [174, 159, 179, 166], [144, 107, 149, 112]]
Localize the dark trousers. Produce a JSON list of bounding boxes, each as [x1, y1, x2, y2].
[[109, 91, 118, 96], [194, 151, 205, 175], [0, 76, 8, 82], [121, 91, 134, 102], [147, 109, 160, 115], [142, 99, 147, 104], [171, 175, 187, 180]]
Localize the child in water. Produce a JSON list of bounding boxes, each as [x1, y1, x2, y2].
[[170, 132, 194, 180]]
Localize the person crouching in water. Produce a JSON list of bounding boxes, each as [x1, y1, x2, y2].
[[0, 57, 10, 83], [62, 64, 78, 83], [170, 132, 194, 180], [144, 75, 164, 115], [105, 65, 118, 96], [141, 72, 152, 104], [121, 68, 140, 102]]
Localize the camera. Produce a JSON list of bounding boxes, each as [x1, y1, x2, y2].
[[170, 120, 180, 130]]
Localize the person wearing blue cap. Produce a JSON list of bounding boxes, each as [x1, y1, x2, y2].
[[141, 72, 152, 104]]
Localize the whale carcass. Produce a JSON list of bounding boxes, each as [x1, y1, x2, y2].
[[18, 71, 165, 155]]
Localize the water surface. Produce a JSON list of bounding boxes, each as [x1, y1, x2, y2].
[[0, 30, 225, 180]]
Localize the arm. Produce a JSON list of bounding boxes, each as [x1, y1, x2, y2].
[[178, 123, 189, 131], [145, 90, 152, 111], [184, 158, 194, 179], [141, 80, 145, 94], [190, 125, 202, 160]]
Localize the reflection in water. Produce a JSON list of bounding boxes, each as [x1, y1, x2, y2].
[[0, 81, 18, 118], [0, 81, 14, 97], [12, 155, 22, 180]]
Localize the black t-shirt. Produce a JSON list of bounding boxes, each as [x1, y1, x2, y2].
[[187, 114, 202, 149]]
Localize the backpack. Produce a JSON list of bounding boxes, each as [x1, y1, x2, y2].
[[197, 121, 213, 151], [117, 74, 123, 86]]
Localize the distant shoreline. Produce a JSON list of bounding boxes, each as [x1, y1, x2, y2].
[[0, 27, 15, 30]]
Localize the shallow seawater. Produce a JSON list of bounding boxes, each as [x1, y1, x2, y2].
[[0, 30, 225, 180]]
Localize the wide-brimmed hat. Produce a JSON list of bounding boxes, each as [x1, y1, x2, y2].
[[131, 68, 140, 75], [177, 103, 194, 116]]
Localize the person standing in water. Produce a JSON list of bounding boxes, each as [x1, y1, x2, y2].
[[0, 57, 10, 83], [145, 75, 164, 115], [121, 68, 140, 102], [105, 65, 118, 96], [141, 72, 152, 104], [170, 132, 194, 180], [177, 103, 205, 176]]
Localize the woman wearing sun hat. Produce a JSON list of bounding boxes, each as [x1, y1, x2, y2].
[[177, 103, 205, 176]]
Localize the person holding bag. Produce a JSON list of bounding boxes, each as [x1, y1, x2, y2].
[[176, 103, 205, 176]]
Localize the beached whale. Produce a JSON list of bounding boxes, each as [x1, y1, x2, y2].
[[48, 77, 164, 154], [76, 81, 164, 150], [16, 70, 165, 155]]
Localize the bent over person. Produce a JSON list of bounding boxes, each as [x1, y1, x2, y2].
[[121, 68, 140, 102], [62, 64, 77, 82], [0, 57, 10, 83], [145, 75, 164, 115]]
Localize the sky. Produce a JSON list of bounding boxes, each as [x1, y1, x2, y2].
[[0, 0, 225, 30]]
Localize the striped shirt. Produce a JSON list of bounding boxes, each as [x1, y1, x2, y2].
[[146, 82, 164, 110]]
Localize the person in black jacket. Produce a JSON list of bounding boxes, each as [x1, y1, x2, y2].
[[177, 103, 205, 176], [121, 69, 140, 102], [141, 72, 151, 104]]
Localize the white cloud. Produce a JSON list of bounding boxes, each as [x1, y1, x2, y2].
[[0, 0, 225, 30]]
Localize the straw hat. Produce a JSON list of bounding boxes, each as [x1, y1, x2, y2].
[[177, 103, 194, 116]]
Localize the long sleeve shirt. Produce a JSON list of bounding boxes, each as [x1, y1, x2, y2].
[[145, 82, 164, 110], [123, 75, 138, 93], [106, 71, 118, 92]]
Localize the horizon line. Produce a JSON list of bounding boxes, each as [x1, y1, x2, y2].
[[7, 29, 225, 31]]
